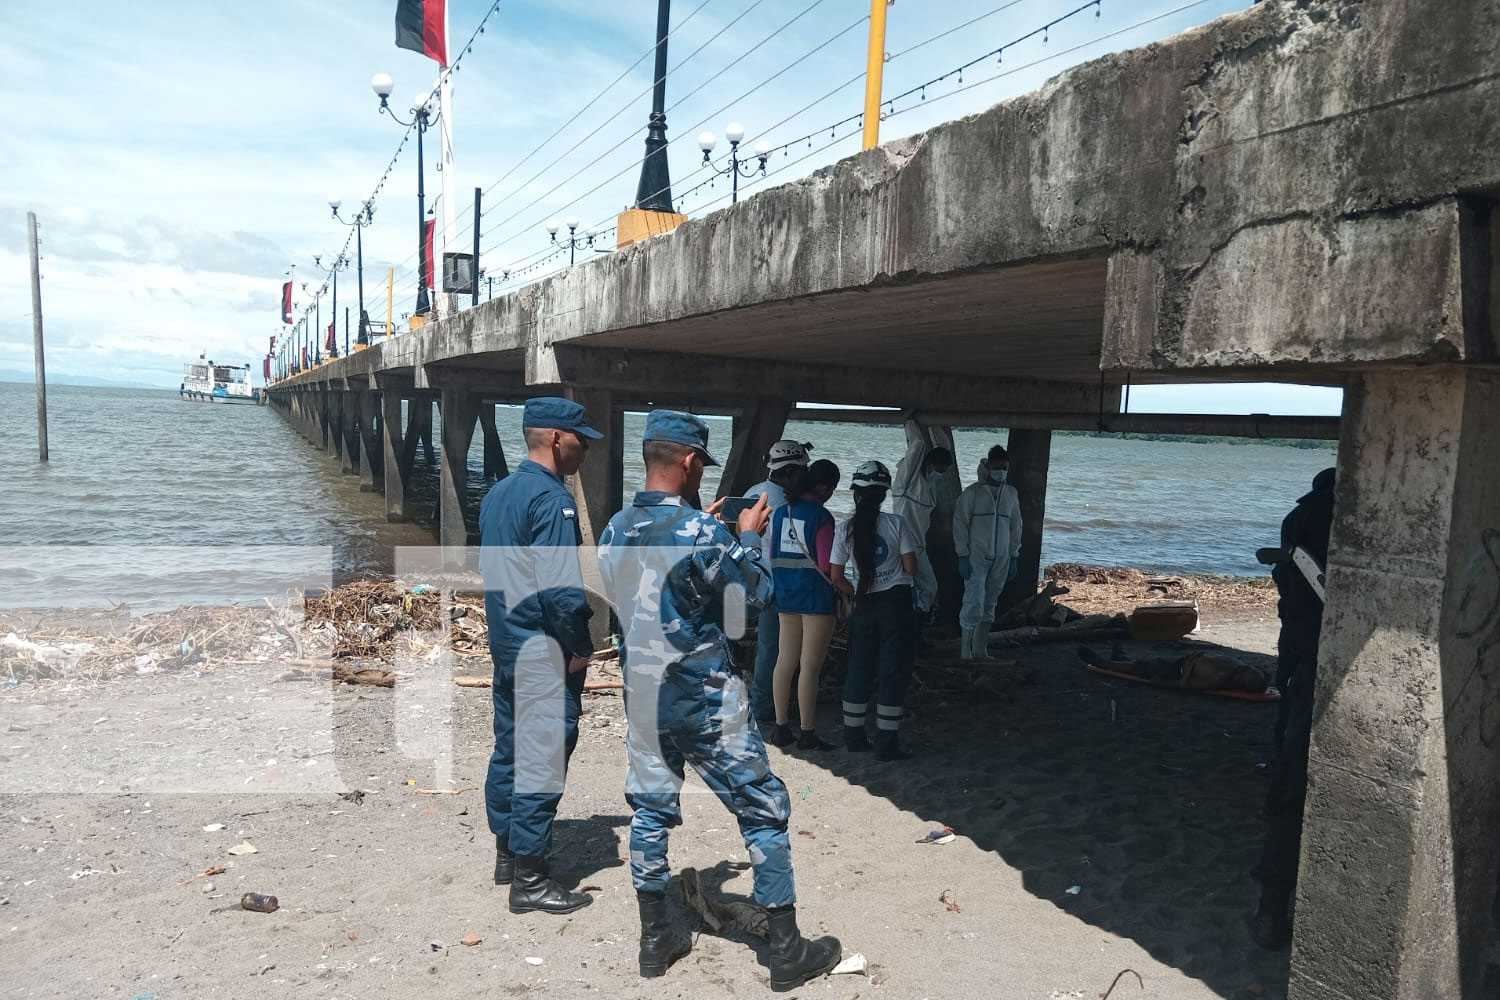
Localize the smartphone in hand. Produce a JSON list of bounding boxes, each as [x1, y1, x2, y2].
[[718, 497, 759, 525]]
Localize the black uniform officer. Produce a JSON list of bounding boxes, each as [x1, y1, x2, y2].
[[1253, 466, 1335, 949]]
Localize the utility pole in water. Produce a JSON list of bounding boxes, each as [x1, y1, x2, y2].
[[27, 211, 48, 462]]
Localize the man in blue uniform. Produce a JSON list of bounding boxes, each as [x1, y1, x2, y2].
[[478, 396, 598, 916], [598, 411, 841, 990]]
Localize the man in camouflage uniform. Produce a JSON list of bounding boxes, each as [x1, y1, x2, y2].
[[598, 410, 842, 991]]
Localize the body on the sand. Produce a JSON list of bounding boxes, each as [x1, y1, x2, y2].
[[598, 410, 842, 990]]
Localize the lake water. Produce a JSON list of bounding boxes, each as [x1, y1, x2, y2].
[[0, 383, 1336, 608]]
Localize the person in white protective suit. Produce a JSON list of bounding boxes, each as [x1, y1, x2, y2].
[[952, 445, 1023, 660], [890, 418, 954, 616]]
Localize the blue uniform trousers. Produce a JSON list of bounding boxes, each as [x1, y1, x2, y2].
[[625, 676, 796, 908], [485, 639, 586, 857]]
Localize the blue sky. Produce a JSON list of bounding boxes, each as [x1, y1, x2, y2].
[[0, 0, 1339, 415]]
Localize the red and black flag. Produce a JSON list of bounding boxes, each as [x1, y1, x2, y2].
[[423, 219, 436, 289], [263, 357, 271, 381], [281, 281, 293, 324], [326, 321, 337, 355], [395, 0, 447, 67]]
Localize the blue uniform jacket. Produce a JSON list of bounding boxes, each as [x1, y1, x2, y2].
[[478, 460, 594, 663], [597, 491, 774, 731]]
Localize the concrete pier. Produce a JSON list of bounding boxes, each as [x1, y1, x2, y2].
[[265, 2, 1500, 993]]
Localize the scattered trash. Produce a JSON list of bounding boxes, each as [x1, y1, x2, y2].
[[405, 780, 417, 786], [6, 723, 26, 732], [939, 889, 961, 913], [525, 956, 544, 966], [797, 830, 816, 839], [203, 823, 226, 833], [430, 941, 446, 952], [132, 994, 159, 1000], [240, 892, 279, 913], [228, 842, 258, 856], [69, 867, 97, 880], [339, 790, 366, 805], [1100, 969, 1144, 1000], [347, 931, 359, 941], [454, 675, 491, 688], [410, 584, 434, 595], [915, 826, 955, 845], [2, 632, 95, 677], [134, 654, 159, 675], [202, 883, 215, 894], [460, 934, 482, 947], [1065, 885, 1082, 895], [413, 787, 470, 795], [831, 953, 867, 975]]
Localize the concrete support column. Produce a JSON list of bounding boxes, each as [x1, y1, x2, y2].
[[1291, 367, 1500, 1000], [478, 403, 509, 481], [412, 397, 435, 465], [340, 393, 360, 476], [437, 389, 479, 550], [324, 389, 341, 460], [401, 397, 426, 475], [1000, 428, 1052, 611], [564, 387, 624, 648], [357, 392, 380, 492], [717, 397, 793, 499], [382, 392, 409, 521]]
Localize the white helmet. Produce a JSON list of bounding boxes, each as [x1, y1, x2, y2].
[[766, 439, 810, 471], [851, 460, 892, 489]]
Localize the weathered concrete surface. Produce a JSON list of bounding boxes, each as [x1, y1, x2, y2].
[[1295, 366, 1500, 1000], [272, 0, 1499, 401]]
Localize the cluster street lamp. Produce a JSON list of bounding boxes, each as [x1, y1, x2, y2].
[[371, 73, 433, 317], [546, 218, 607, 267], [698, 123, 771, 205], [330, 197, 375, 347]]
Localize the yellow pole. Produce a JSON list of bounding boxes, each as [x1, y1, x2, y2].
[[861, 0, 889, 150], [386, 267, 394, 338]]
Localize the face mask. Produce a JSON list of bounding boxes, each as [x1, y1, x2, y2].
[[990, 469, 1007, 485]]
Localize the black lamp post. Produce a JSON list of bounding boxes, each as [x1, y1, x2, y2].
[[314, 253, 348, 360], [634, 0, 675, 212], [330, 198, 375, 346], [545, 218, 608, 266], [372, 73, 432, 317], [698, 123, 771, 204]]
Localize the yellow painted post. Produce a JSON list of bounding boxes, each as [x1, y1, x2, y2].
[[386, 267, 394, 338], [861, 0, 890, 150]]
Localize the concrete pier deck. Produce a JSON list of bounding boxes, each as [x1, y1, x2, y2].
[[268, 1, 1500, 996]]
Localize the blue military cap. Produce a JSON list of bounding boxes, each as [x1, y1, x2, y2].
[[522, 396, 602, 439], [643, 409, 719, 466]]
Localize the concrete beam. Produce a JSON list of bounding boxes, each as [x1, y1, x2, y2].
[[790, 408, 1341, 440], [356, 392, 380, 492], [542, 345, 1112, 412]]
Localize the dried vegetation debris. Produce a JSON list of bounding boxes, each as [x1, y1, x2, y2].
[[1044, 563, 1275, 616]]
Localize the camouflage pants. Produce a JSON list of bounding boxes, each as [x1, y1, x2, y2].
[[625, 676, 795, 908]]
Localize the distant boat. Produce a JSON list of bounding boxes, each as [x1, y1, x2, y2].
[[180, 358, 256, 403]]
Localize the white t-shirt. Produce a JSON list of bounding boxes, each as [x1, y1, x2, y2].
[[830, 511, 919, 595]]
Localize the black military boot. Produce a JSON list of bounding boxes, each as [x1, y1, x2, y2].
[[508, 855, 593, 915], [1250, 886, 1293, 950], [637, 890, 691, 978], [493, 835, 515, 885], [766, 905, 841, 993], [843, 725, 871, 753], [874, 732, 914, 762]]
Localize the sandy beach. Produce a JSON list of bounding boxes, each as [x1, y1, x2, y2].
[[0, 571, 1291, 1000]]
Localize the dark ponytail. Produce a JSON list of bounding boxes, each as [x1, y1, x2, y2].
[[851, 485, 887, 607]]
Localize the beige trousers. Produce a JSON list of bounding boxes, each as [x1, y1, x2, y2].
[[773, 613, 836, 729]]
